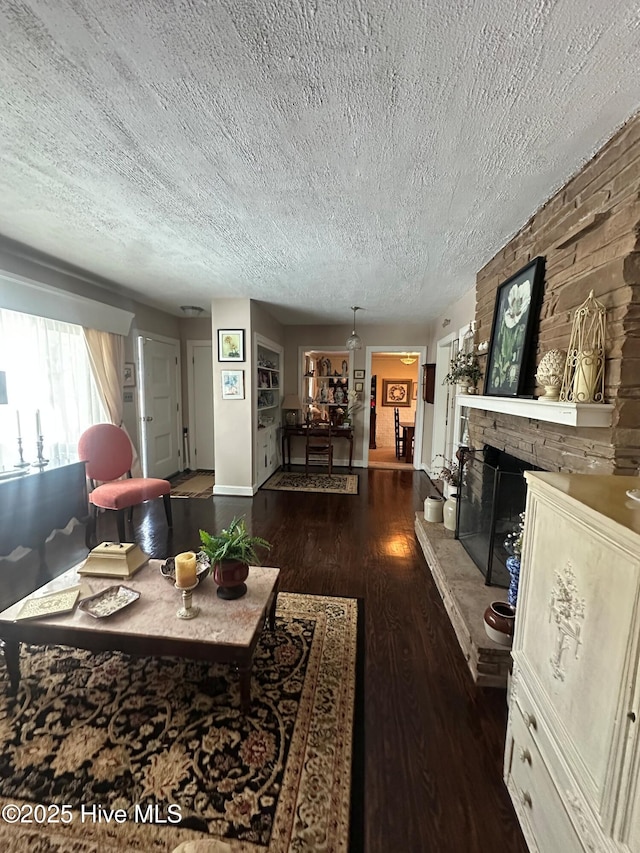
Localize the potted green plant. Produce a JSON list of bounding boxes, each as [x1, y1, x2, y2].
[[443, 351, 483, 393], [199, 516, 271, 600]]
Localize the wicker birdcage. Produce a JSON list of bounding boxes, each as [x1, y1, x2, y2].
[[559, 290, 606, 403]]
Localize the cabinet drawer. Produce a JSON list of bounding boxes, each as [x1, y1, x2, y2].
[[508, 708, 582, 853]]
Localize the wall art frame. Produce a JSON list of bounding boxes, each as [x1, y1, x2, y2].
[[382, 378, 412, 407], [218, 329, 245, 362], [354, 369, 365, 379], [484, 256, 545, 397], [221, 369, 245, 399], [123, 362, 136, 387]]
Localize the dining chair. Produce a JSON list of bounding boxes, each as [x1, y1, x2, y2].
[[78, 423, 173, 544], [305, 417, 334, 475], [394, 408, 406, 459]]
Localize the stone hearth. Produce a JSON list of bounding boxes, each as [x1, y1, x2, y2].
[[415, 512, 511, 688]]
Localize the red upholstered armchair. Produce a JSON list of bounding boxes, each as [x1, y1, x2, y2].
[[78, 424, 172, 544]]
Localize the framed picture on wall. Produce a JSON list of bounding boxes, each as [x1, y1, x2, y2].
[[485, 257, 545, 397], [123, 362, 136, 387], [218, 329, 245, 362], [221, 369, 244, 399], [354, 369, 365, 379], [382, 379, 412, 407], [354, 381, 364, 392]]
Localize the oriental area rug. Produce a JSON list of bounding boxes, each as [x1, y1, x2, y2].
[[0, 593, 361, 853], [170, 471, 215, 499], [262, 472, 358, 495]]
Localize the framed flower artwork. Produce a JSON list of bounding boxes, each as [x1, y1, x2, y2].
[[218, 330, 245, 362], [484, 257, 545, 397]]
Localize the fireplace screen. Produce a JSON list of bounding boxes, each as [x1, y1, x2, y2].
[[457, 446, 538, 587]]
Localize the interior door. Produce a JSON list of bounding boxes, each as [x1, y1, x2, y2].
[[139, 336, 180, 478], [431, 332, 458, 471], [189, 342, 214, 470]]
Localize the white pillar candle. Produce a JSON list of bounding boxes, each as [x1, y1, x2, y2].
[[175, 551, 197, 588], [16, 410, 21, 439], [572, 350, 600, 402], [35, 409, 41, 435]]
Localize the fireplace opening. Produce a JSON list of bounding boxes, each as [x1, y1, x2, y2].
[[456, 446, 540, 587]]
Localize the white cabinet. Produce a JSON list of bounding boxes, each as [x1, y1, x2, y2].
[[254, 336, 282, 487], [505, 472, 640, 852]]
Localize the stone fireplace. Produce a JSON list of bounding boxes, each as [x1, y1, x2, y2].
[[415, 115, 640, 688], [457, 446, 539, 587]]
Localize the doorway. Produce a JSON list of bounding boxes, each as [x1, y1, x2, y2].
[[187, 340, 214, 470], [137, 333, 182, 478], [363, 347, 426, 469]]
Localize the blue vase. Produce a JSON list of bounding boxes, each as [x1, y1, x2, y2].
[[506, 556, 521, 607]]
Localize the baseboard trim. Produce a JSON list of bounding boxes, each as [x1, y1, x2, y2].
[[212, 484, 254, 497]]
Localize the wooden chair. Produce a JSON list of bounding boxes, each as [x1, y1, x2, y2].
[[394, 408, 406, 459], [78, 423, 173, 544], [305, 417, 334, 475]]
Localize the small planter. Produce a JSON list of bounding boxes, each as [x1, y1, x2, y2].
[[483, 601, 516, 646], [424, 496, 444, 523], [213, 559, 249, 599]]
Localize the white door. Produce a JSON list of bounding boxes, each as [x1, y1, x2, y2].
[[188, 341, 214, 470], [431, 332, 459, 471], [138, 335, 181, 478]]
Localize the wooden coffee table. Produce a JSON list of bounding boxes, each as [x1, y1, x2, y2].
[[0, 561, 280, 712]]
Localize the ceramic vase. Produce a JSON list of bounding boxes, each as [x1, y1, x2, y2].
[[213, 559, 249, 600], [424, 496, 444, 523], [443, 493, 457, 531], [483, 601, 516, 646], [506, 555, 521, 607]]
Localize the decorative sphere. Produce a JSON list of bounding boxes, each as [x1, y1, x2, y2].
[[536, 349, 567, 386]]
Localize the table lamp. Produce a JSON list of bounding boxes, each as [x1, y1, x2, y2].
[[282, 394, 303, 426]]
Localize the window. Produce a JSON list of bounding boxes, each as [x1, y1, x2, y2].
[[0, 309, 106, 471]]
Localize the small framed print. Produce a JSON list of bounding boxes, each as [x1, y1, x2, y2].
[[221, 369, 244, 399], [123, 362, 136, 387], [218, 329, 245, 362], [382, 378, 412, 407], [354, 381, 364, 392], [354, 369, 365, 379]]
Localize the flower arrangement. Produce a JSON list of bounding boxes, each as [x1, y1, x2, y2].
[[443, 351, 483, 387], [431, 454, 460, 487], [504, 512, 525, 557]]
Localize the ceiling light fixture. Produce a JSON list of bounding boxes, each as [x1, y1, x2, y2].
[[400, 354, 417, 365], [346, 306, 363, 351], [180, 305, 205, 317]]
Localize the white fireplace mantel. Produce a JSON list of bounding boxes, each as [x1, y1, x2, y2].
[[456, 394, 614, 428]]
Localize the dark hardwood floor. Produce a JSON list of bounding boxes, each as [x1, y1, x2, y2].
[[91, 467, 528, 853]]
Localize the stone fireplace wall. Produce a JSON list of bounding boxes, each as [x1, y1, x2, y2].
[[472, 115, 640, 474]]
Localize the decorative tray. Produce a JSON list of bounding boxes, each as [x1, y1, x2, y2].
[[78, 585, 140, 619], [15, 585, 82, 621], [160, 552, 210, 584]]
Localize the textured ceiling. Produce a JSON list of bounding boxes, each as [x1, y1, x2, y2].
[[1, 1, 639, 325]]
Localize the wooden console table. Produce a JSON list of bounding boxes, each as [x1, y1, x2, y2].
[[281, 424, 354, 471]]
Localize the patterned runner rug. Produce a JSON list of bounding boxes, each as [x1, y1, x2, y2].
[[0, 593, 360, 852], [170, 471, 215, 498], [262, 471, 359, 495]]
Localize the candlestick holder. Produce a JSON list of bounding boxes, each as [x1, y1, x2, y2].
[[32, 435, 49, 471], [14, 436, 30, 469], [174, 581, 199, 619]]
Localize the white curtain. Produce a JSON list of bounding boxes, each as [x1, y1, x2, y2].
[[83, 328, 141, 477], [0, 309, 106, 472]]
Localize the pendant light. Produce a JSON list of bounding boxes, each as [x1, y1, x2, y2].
[[400, 353, 417, 365], [346, 306, 363, 351]]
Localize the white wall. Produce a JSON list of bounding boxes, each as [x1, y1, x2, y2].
[[421, 287, 476, 468]]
